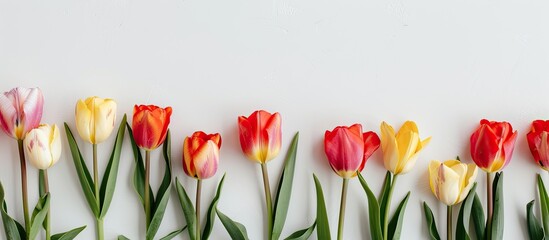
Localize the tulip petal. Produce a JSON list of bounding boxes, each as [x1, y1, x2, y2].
[[75, 99, 93, 143], [262, 112, 282, 162], [381, 122, 399, 174], [436, 164, 461, 206], [193, 140, 219, 179], [21, 88, 44, 138], [0, 92, 16, 138], [470, 124, 499, 170], [183, 137, 195, 177], [93, 99, 117, 144]]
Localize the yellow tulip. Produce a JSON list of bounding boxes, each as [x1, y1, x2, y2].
[[428, 160, 478, 206], [75, 96, 117, 144], [24, 124, 62, 170], [380, 121, 431, 175]]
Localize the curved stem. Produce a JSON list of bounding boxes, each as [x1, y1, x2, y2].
[[260, 163, 273, 240], [337, 178, 349, 240], [44, 170, 51, 240], [17, 140, 30, 234], [447, 205, 453, 240], [486, 172, 494, 240], [383, 174, 398, 240], [145, 150, 151, 229], [196, 179, 202, 240]]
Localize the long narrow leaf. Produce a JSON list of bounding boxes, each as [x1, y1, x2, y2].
[[538, 174, 549, 239], [272, 133, 299, 240], [313, 174, 331, 240], [0, 182, 24, 240], [490, 172, 504, 240], [387, 192, 410, 240], [358, 173, 383, 240], [117, 235, 130, 240], [159, 226, 187, 240], [99, 115, 127, 219], [456, 184, 477, 240], [217, 210, 249, 240], [146, 131, 173, 240], [284, 221, 316, 240], [379, 171, 392, 235], [51, 226, 87, 240], [203, 174, 226, 240], [175, 178, 196, 240], [126, 123, 154, 211], [38, 169, 48, 230], [64, 123, 100, 217], [422, 202, 441, 240], [527, 200, 544, 240], [471, 193, 485, 240], [29, 193, 50, 240]]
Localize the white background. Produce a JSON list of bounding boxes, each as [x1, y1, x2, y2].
[[1, 0, 549, 239]]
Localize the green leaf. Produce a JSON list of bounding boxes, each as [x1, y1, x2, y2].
[[272, 132, 299, 240], [118, 235, 130, 240], [358, 172, 382, 240], [29, 193, 50, 240], [313, 174, 331, 240], [456, 183, 477, 240], [203, 174, 226, 240], [387, 192, 410, 240], [126, 123, 155, 211], [0, 182, 25, 240], [471, 192, 485, 240], [379, 171, 392, 235], [51, 226, 86, 240], [217, 210, 249, 240], [284, 221, 316, 240], [64, 123, 100, 217], [422, 202, 441, 240], [490, 172, 504, 240], [146, 131, 173, 240], [538, 174, 549, 239], [159, 226, 187, 240], [38, 170, 48, 231], [527, 200, 545, 240], [175, 178, 196, 240], [99, 115, 127, 219]]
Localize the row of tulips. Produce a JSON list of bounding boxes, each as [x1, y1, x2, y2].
[[1, 86, 549, 240]]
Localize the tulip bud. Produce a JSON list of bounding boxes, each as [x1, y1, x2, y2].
[[183, 131, 222, 179], [132, 105, 172, 151], [75, 96, 117, 144], [428, 160, 478, 206], [527, 120, 549, 171], [380, 121, 431, 175], [0, 87, 44, 140], [324, 124, 380, 179], [470, 119, 517, 173], [238, 110, 282, 164], [24, 124, 62, 170]]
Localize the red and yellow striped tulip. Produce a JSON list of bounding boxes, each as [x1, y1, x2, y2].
[[527, 120, 549, 171], [238, 110, 282, 164], [183, 131, 222, 179], [132, 105, 172, 151]]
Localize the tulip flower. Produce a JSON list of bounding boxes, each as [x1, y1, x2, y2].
[[324, 124, 380, 240], [131, 104, 172, 232], [182, 131, 222, 240], [132, 105, 172, 151], [237, 110, 281, 239], [0, 87, 44, 234], [75, 96, 117, 144], [238, 110, 282, 164], [470, 119, 517, 173], [0, 87, 44, 140], [24, 124, 61, 170], [380, 121, 432, 175], [527, 120, 549, 171]]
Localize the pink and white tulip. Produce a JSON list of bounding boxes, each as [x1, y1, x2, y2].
[[0, 87, 44, 140]]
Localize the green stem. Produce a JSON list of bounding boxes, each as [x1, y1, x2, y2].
[[17, 140, 30, 235], [383, 174, 398, 240], [196, 179, 202, 240], [145, 150, 151, 229], [96, 218, 104, 240], [93, 143, 104, 240], [44, 170, 51, 240], [447, 205, 452, 240], [486, 172, 494, 240], [337, 178, 349, 240], [260, 163, 273, 240]]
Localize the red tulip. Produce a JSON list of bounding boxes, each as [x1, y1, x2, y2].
[[238, 110, 282, 163], [132, 105, 172, 151], [183, 131, 222, 179], [324, 124, 381, 178], [0, 87, 44, 140], [470, 119, 517, 173], [527, 120, 549, 171]]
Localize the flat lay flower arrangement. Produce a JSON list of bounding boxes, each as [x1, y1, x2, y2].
[[1, 86, 548, 240]]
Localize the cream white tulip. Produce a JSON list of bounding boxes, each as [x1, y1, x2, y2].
[[24, 124, 62, 170], [75, 96, 117, 144], [428, 160, 478, 206]]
